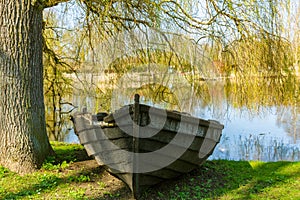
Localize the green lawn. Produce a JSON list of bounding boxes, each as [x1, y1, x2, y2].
[[0, 142, 299, 199]]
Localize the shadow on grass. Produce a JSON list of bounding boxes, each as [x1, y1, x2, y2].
[[233, 161, 300, 199], [138, 160, 299, 199], [0, 144, 114, 200], [0, 141, 133, 199], [0, 163, 130, 200]]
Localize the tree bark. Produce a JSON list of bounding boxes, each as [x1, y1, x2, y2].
[[0, 0, 52, 173]]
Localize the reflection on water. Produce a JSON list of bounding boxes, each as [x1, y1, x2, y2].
[[208, 106, 300, 161], [57, 72, 300, 162]]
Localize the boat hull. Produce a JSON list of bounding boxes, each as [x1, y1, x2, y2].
[[72, 103, 223, 198]]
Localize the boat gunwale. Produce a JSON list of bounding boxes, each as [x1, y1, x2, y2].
[[103, 104, 224, 129]]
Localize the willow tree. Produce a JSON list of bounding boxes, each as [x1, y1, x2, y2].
[[0, 0, 286, 173]]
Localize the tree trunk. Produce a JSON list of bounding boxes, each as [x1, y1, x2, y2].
[[0, 0, 52, 173]]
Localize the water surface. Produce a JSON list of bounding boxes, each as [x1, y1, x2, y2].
[[58, 73, 300, 162]]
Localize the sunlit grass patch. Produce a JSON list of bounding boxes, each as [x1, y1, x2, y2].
[[141, 160, 300, 200], [216, 161, 300, 200]]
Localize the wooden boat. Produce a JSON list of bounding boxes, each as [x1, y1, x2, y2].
[[72, 94, 224, 199]]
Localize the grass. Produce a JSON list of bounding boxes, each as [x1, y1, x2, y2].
[[145, 160, 300, 200], [0, 142, 299, 199]]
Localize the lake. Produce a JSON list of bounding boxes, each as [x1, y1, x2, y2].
[[55, 72, 300, 162]]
